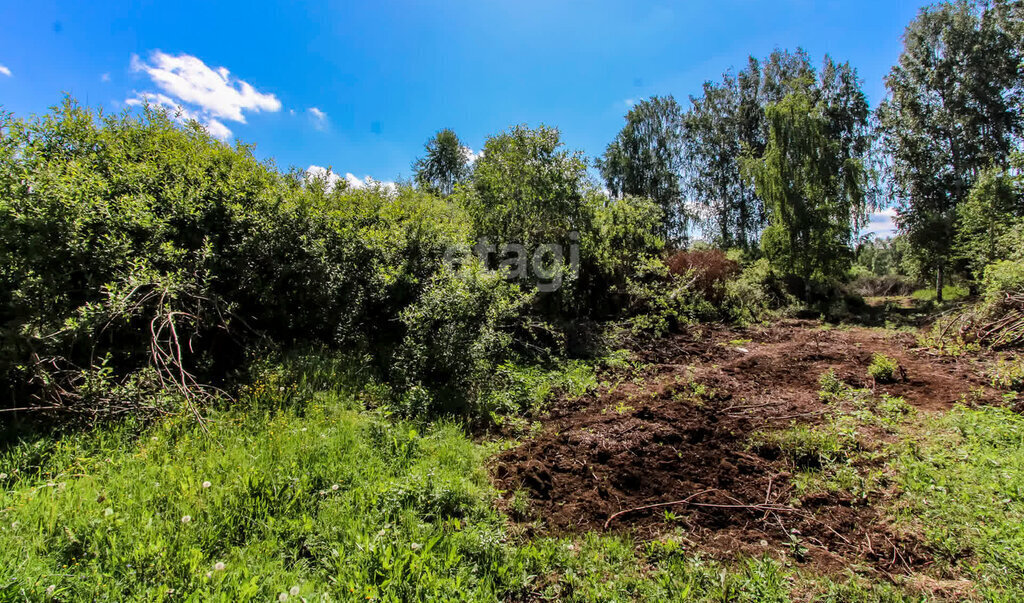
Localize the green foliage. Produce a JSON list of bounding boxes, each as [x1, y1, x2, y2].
[[750, 420, 859, 469], [910, 284, 969, 302], [413, 128, 470, 196], [0, 100, 477, 417], [877, 0, 1024, 298], [983, 259, 1024, 299], [742, 90, 865, 289], [897, 405, 1024, 599], [624, 256, 716, 336], [954, 164, 1023, 282], [989, 356, 1024, 392], [867, 353, 900, 383], [597, 96, 688, 241], [461, 124, 588, 249], [818, 369, 845, 402], [722, 257, 793, 323], [393, 262, 534, 418], [683, 50, 876, 252]]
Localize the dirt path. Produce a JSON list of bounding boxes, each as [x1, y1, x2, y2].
[[492, 320, 997, 575]]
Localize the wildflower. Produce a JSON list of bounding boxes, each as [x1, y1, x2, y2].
[[0, 473, 7, 480], [213, 561, 226, 571], [46, 585, 55, 595], [410, 542, 421, 550], [278, 593, 288, 602], [181, 515, 192, 524], [290, 586, 300, 596], [202, 481, 211, 489], [331, 484, 339, 491]]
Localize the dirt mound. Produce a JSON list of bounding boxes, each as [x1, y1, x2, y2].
[[492, 321, 994, 574]]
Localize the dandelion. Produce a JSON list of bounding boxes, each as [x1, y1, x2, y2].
[[46, 585, 55, 595], [290, 586, 301, 596], [213, 561, 226, 571], [278, 593, 288, 602], [410, 542, 421, 550], [0, 473, 7, 480], [331, 484, 339, 491], [181, 515, 192, 524], [202, 481, 211, 489]]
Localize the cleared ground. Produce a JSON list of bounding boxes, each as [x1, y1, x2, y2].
[[494, 320, 1000, 578]]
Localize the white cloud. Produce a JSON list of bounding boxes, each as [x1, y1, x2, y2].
[[100, 72, 111, 83], [306, 165, 397, 194], [0, 64, 11, 77], [862, 208, 898, 236], [130, 51, 280, 123], [308, 107, 328, 130], [624, 98, 636, 108], [126, 91, 232, 140], [462, 146, 482, 164]]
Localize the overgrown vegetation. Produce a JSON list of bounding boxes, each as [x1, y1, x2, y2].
[[3, 0, 1024, 598]]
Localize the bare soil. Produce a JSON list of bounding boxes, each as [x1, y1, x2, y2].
[[492, 320, 997, 575]]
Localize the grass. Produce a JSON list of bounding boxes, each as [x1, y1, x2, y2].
[[6, 350, 1024, 600], [910, 285, 970, 302], [896, 405, 1024, 599]]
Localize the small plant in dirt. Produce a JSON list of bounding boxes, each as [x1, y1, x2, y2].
[[867, 353, 901, 383], [818, 369, 846, 402], [749, 420, 859, 469], [989, 356, 1024, 392], [877, 394, 915, 424]]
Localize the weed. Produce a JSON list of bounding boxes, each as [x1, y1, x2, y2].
[[867, 353, 900, 383]]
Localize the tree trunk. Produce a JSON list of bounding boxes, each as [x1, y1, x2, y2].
[[935, 263, 944, 303]]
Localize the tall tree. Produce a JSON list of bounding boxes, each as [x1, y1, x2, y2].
[[877, 0, 1024, 300], [681, 49, 875, 251], [413, 129, 470, 196], [742, 90, 867, 289], [465, 124, 588, 247], [597, 96, 688, 243]]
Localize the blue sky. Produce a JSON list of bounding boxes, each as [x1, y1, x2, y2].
[[0, 0, 929, 234]]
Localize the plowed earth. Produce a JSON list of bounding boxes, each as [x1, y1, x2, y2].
[[492, 321, 997, 575]]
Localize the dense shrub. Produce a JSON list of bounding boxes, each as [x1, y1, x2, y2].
[[0, 101, 473, 418], [665, 249, 740, 303]]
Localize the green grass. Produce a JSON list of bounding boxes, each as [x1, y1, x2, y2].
[[910, 285, 970, 302], [896, 405, 1024, 599], [6, 355, 1024, 600]]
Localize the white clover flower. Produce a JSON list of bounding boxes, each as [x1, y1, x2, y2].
[[289, 586, 300, 596], [331, 484, 339, 491], [410, 542, 421, 550], [46, 585, 56, 595], [0, 473, 7, 480], [213, 561, 226, 571], [181, 515, 192, 524], [278, 593, 288, 602], [202, 481, 212, 489]]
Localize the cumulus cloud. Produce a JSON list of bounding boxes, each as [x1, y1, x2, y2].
[[131, 51, 280, 122], [308, 107, 328, 130], [127, 51, 282, 140], [306, 165, 397, 194], [0, 64, 11, 77]]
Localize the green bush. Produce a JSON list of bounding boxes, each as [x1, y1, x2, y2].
[[867, 353, 900, 383], [393, 262, 536, 417]]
